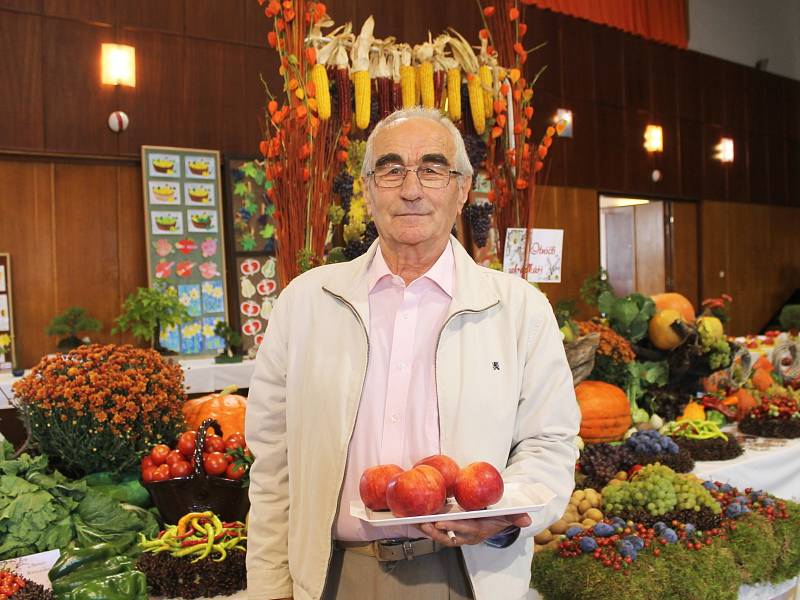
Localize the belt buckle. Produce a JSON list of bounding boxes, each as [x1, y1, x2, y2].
[[375, 538, 415, 562]]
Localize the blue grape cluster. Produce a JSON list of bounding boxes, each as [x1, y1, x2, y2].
[[625, 430, 679, 455], [332, 171, 354, 224]]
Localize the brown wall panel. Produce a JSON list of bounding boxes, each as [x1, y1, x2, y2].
[[0, 161, 55, 367], [42, 17, 118, 154], [525, 8, 562, 96], [561, 17, 594, 102], [747, 70, 768, 133], [184, 0, 243, 43], [765, 75, 786, 137], [596, 105, 626, 191], [624, 110, 653, 195], [562, 98, 598, 189], [651, 44, 677, 117], [0, 0, 41, 10], [700, 54, 725, 126], [787, 80, 800, 141], [593, 25, 624, 108], [768, 136, 788, 205], [702, 124, 726, 201], [699, 200, 730, 310], [676, 50, 702, 121], [726, 128, 749, 203], [531, 91, 565, 187], [43, 0, 113, 23], [119, 0, 184, 34], [652, 116, 679, 197], [0, 10, 44, 150], [679, 118, 702, 198], [623, 35, 651, 112], [788, 140, 800, 206], [724, 63, 748, 131], [669, 201, 698, 308], [748, 131, 770, 203]]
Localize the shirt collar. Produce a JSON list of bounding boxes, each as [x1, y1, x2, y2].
[[368, 240, 455, 297]]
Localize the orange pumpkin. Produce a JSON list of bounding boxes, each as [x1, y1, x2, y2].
[[652, 292, 696, 323], [183, 385, 247, 438], [575, 380, 632, 444]]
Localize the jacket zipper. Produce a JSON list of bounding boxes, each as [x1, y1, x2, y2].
[[321, 288, 371, 591]]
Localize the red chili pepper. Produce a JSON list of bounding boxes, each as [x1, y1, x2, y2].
[[181, 539, 207, 547]]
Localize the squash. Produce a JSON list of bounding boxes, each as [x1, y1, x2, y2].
[[575, 380, 632, 444], [183, 384, 247, 438], [678, 401, 706, 422], [734, 388, 758, 419], [752, 368, 774, 392], [652, 292, 696, 323], [648, 309, 685, 350]]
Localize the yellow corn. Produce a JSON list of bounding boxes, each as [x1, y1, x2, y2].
[[400, 65, 416, 108], [467, 74, 485, 134], [446, 68, 461, 120], [415, 65, 422, 104], [311, 64, 331, 120], [419, 62, 434, 108], [352, 70, 371, 130], [479, 65, 493, 115]]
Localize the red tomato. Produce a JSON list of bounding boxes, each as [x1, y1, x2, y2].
[[203, 452, 228, 476], [141, 455, 155, 471], [177, 431, 197, 457], [170, 460, 192, 478], [165, 450, 184, 466], [150, 444, 171, 466], [224, 433, 246, 449], [152, 464, 171, 481], [204, 435, 225, 453], [225, 452, 234, 464], [142, 466, 157, 483], [225, 462, 247, 480]]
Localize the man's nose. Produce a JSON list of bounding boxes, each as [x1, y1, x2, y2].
[[399, 169, 423, 201]]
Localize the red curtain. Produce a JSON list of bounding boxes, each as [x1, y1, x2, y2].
[[527, 0, 688, 48]]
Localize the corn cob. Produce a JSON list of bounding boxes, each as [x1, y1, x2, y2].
[[479, 65, 493, 116], [400, 66, 416, 108], [414, 65, 422, 104], [446, 67, 462, 120], [350, 16, 374, 129], [467, 74, 485, 134], [352, 70, 371, 129], [378, 77, 392, 119], [419, 62, 435, 108], [311, 64, 331, 120], [335, 67, 352, 125], [434, 69, 447, 108]]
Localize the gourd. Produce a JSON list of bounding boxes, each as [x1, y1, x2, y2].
[[575, 381, 632, 444], [678, 401, 706, 422], [652, 292, 696, 323], [183, 385, 247, 438]]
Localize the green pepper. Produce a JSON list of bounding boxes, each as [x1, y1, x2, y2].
[[706, 410, 728, 427], [51, 556, 135, 595], [57, 570, 147, 600], [49, 542, 117, 581]]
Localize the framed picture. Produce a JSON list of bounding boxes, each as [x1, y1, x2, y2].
[[223, 157, 279, 355], [0, 254, 16, 371], [142, 146, 229, 356]]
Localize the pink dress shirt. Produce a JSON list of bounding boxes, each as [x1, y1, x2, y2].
[[333, 242, 455, 541]]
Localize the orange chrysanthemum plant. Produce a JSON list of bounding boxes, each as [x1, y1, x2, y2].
[[478, 0, 566, 269], [13, 344, 186, 477], [259, 0, 348, 286]]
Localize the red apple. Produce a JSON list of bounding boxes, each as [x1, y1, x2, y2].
[[414, 454, 460, 497], [359, 464, 404, 511], [386, 465, 447, 517], [453, 461, 504, 511]]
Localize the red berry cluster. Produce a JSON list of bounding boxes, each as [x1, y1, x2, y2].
[[748, 394, 799, 420], [709, 483, 790, 523], [0, 570, 26, 600], [141, 431, 252, 483]]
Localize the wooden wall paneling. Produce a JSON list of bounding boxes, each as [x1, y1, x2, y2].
[[220, 43, 252, 154], [593, 25, 624, 108], [118, 29, 185, 155], [596, 105, 626, 191], [787, 80, 800, 141], [0, 10, 44, 150], [0, 161, 55, 367], [677, 50, 702, 121], [51, 163, 121, 343], [243, 0, 268, 46], [114, 164, 147, 345], [622, 34, 650, 112], [562, 98, 598, 189], [525, 8, 562, 97], [768, 135, 788, 205], [652, 115, 679, 196], [0, 0, 41, 11], [726, 128, 749, 203], [43, 0, 113, 24], [765, 75, 786, 137], [118, 0, 183, 34], [788, 140, 800, 207], [184, 0, 243, 43], [560, 17, 594, 102], [747, 131, 769, 203], [531, 183, 559, 229], [42, 17, 118, 154], [724, 63, 747, 131], [624, 109, 653, 195], [242, 44, 276, 156], [633, 200, 665, 295], [669, 200, 698, 308], [532, 91, 565, 187], [651, 44, 677, 117], [727, 202, 771, 335], [700, 54, 725, 126], [679, 118, 702, 198], [182, 37, 226, 151], [746, 69, 768, 133], [702, 124, 726, 201], [699, 200, 730, 315]]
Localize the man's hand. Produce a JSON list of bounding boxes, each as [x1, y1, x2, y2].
[[416, 513, 531, 546]]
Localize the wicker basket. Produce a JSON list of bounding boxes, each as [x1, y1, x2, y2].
[[565, 333, 600, 386]]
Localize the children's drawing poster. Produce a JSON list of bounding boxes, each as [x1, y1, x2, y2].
[[142, 146, 228, 356]]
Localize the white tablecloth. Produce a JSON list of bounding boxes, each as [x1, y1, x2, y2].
[[0, 359, 256, 409]]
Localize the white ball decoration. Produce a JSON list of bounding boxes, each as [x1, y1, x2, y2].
[[107, 110, 130, 133]]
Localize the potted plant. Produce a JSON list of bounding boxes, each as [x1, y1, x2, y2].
[[112, 283, 190, 354], [779, 305, 800, 335], [214, 321, 243, 363], [45, 306, 101, 351]]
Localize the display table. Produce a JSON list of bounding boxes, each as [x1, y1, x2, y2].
[[0, 358, 256, 409], [530, 579, 799, 600]]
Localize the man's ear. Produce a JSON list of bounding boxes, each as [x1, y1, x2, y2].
[[362, 176, 374, 216], [456, 176, 472, 215]]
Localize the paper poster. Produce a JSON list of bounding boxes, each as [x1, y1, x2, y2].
[[159, 323, 180, 353], [0, 266, 5, 292], [503, 228, 564, 283], [142, 146, 228, 356], [202, 317, 225, 351], [0, 295, 8, 330]]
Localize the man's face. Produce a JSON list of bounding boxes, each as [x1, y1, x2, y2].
[[363, 118, 470, 249]]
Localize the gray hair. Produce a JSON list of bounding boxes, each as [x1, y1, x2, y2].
[[360, 107, 474, 183]]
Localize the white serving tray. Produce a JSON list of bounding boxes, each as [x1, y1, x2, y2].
[[350, 481, 555, 527]]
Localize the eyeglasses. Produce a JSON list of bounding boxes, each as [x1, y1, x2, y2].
[[367, 164, 461, 189]]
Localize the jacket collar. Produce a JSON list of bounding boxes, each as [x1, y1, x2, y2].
[[322, 236, 500, 322]]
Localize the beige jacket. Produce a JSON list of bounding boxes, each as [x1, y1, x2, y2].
[[246, 238, 580, 600]]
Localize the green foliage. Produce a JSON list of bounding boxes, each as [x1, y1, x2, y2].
[[580, 267, 614, 308], [297, 248, 317, 273], [590, 355, 632, 389], [771, 500, 800, 582], [779, 305, 800, 331], [725, 513, 780, 584], [214, 321, 241, 355], [627, 361, 669, 411], [553, 300, 577, 328], [598, 291, 656, 343], [112, 283, 190, 348], [47, 307, 101, 338], [326, 247, 348, 264]]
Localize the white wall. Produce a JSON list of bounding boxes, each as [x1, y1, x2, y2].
[[688, 0, 800, 81]]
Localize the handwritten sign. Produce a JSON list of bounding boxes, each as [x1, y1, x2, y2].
[[502, 228, 564, 283], [0, 549, 60, 589]]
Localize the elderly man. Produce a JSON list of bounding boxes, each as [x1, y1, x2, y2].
[[246, 107, 580, 600]]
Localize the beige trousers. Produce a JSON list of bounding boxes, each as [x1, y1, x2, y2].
[[321, 546, 474, 600]]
